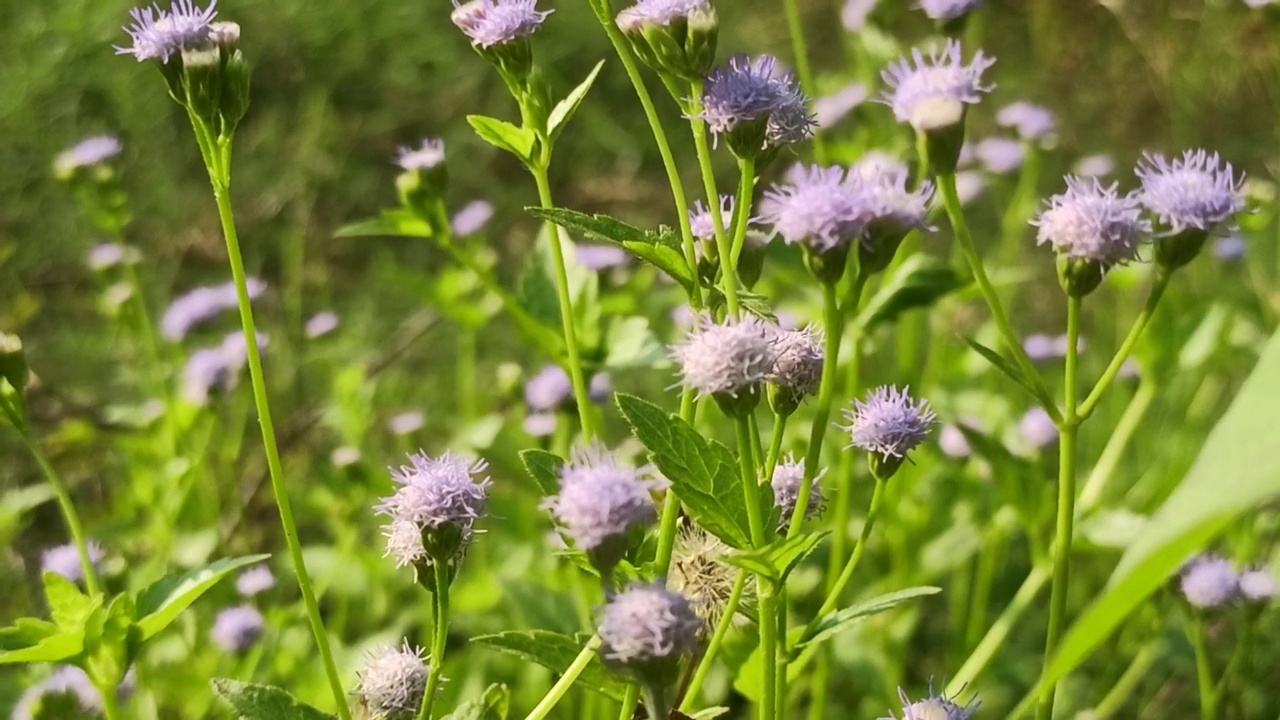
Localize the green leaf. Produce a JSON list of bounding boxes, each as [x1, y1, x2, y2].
[[963, 337, 1055, 410], [468, 115, 537, 164], [334, 209, 434, 239], [135, 554, 269, 642], [682, 708, 731, 719], [548, 61, 605, 140], [520, 448, 564, 496], [211, 679, 337, 720], [0, 617, 82, 664], [44, 572, 99, 631], [603, 316, 669, 370], [525, 208, 694, 291], [797, 586, 942, 649], [854, 255, 965, 330], [1041, 328, 1280, 691], [615, 394, 752, 548], [724, 532, 828, 584], [472, 631, 626, 701], [442, 683, 510, 720]]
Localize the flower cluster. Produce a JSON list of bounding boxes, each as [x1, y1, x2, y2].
[[450, 0, 551, 48], [355, 642, 430, 720], [116, 0, 219, 63], [598, 584, 702, 685], [697, 55, 815, 158], [376, 451, 491, 569], [880, 39, 994, 131], [843, 386, 936, 477], [1180, 554, 1276, 609], [1032, 177, 1149, 269], [771, 454, 825, 526], [672, 315, 776, 399], [1137, 150, 1246, 235]]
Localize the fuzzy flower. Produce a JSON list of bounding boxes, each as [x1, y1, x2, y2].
[[377, 451, 491, 530], [236, 565, 275, 597], [758, 165, 865, 252], [975, 137, 1025, 175], [855, 162, 936, 239], [305, 311, 339, 339], [1137, 150, 1246, 235], [880, 40, 994, 129], [210, 605, 264, 653], [526, 365, 573, 410], [1239, 567, 1277, 602], [997, 101, 1055, 141], [451, 0, 551, 48], [452, 200, 494, 237], [383, 517, 428, 568], [598, 585, 702, 664], [55, 136, 123, 176], [396, 139, 445, 172], [355, 642, 430, 720], [544, 445, 666, 551], [919, 0, 982, 21], [1180, 554, 1239, 609], [162, 279, 265, 341], [41, 542, 105, 584], [672, 316, 776, 397], [772, 454, 825, 525], [813, 83, 869, 128], [689, 195, 734, 242], [617, 0, 707, 27], [843, 386, 936, 460], [388, 411, 426, 436], [116, 0, 217, 62], [1019, 407, 1058, 449], [1032, 176, 1150, 268], [885, 682, 980, 720], [669, 525, 744, 629], [698, 55, 814, 149], [767, 327, 824, 397]]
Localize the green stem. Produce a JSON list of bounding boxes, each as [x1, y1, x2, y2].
[[1036, 295, 1082, 720], [1077, 379, 1156, 511], [205, 139, 351, 720], [758, 584, 779, 720], [1215, 619, 1253, 716], [964, 524, 1006, 652], [1189, 617, 1218, 720], [1091, 642, 1162, 720], [781, 0, 823, 163], [617, 688, 640, 720], [523, 636, 604, 720], [417, 563, 451, 720], [642, 686, 669, 720], [655, 388, 698, 575], [1078, 272, 1169, 419], [945, 564, 1051, 696], [679, 571, 747, 711], [531, 161, 598, 439], [100, 684, 122, 720], [763, 413, 787, 486], [20, 433, 102, 596], [729, 158, 757, 265], [736, 417, 766, 547], [807, 475, 888, 624], [689, 81, 738, 318]]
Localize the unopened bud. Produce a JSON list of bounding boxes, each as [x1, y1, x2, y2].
[[914, 99, 967, 177], [803, 243, 851, 286], [181, 45, 224, 132], [1057, 257, 1104, 298], [1155, 228, 1208, 272]]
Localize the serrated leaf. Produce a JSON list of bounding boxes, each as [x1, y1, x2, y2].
[[615, 394, 752, 549], [211, 679, 337, 720], [0, 617, 82, 664], [334, 209, 434, 239], [548, 61, 605, 140], [472, 631, 626, 701], [44, 572, 99, 631], [724, 532, 828, 584], [442, 683, 510, 720], [854, 255, 965, 330], [526, 208, 694, 290], [520, 449, 564, 496], [468, 115, 537, 163], [797, 586, 942, 649], [963, 337, 1055, 409], [135, 554, 269, 641]]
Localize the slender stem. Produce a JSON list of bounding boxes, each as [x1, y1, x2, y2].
[[1189, 617, 1218, 720], [781, 0, 823, 163], [729, 158, 757, 265], [758, 584, 779, 720], [617, 688, 640, 720], [655, 388, 699, 575], [945, 564, 1051, 696], [1214, 619, 1253, 717], [736, 417, 766, 547], [100, 684, 122, 720], [689, 81, 738, 318], [205, 140, 351, 720], [1077, 379, 1156, 511], [20, 433, 102, 596], [964, 525, 1006, 652], [1078, 273, 1170, 419], [642, 686, 670, 720], [1036, 295, 1082, 720], [417, 563, 451, 720], [937, 173, 1057, 422], [763, 413, 787, 485], [1091, 642, 1162, 720], [680, 571, 748, 711], [807, 475, 888, 623], [523, 636, 604, 720]]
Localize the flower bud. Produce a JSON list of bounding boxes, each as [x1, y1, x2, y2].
[[181, 44, 224, 132], [0, 332, 28, 394], [916, 100, 967, 177], [713, 382, 761, 419], [803, 243, 851, 286], [219, 49, 251, 136], [737, 236, 766, 289], [1057, 256, 1104, 298], [684, 5, 718, 77], [1154, 228, 1208, 272]]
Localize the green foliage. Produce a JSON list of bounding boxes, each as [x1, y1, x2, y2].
[[519, 448, 564, 496], [472, 631, 626, 701], [796, 587, 942, 649], [135, 554, 270, 641], [442, 683, 511, 720], [211, 679, 337, 720], [526, 207, 695, 291], [334, 209, 434, 239], [964, 337, 1056, 411], [468, 115, 538, 165], [853, 255, 966, 331], [547, 61, 605, 141], [724, 532, 829, 585]]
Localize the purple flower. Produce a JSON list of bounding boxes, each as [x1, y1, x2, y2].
[[842, 386, 936, 460], [162, 279, 265, 340], [767, 326, 824, 397], [996, 101, 1055, 141], [41, 542, 105, 584], [672, 316, 776, 397], [1180, 554, 1239, 609], [975, 137, 1025, 175], [355, 642, 429, 719], [842, 0, 879, 31], [885, 682, 979, 720], [452, 200, 494, 237], [377, 451, 491, 531], [116, 0, 218, 63], [210, 605, 264, 653], [1032, 176, 1150, 268], [396, 139, 445, 172], [181, 331, 268, 405], [1023, 333, 1057, 362], [589, 373, 613, 403], [1213, 234, 1246, 262], [598, 585, 701, 664], [524, 412, 558, 438], [388, 411, 426, 436], [305, 311, 339, 339], [13, 665, 127, 719], [55, 136, 123, 176], [813, 83, 869, 128], [525, 365, 573, 411], [698, 55, 814, 150], [1137, 150, 1246, 235], [855, 161, 936, 239], [543, 445, 666, 551], [451, 0, 551, 48], [236, 565, 275, 597], [919, 0, 982, 21], [880, 40, 995, 129], [938, 423, 972, 459], [771, 454, 825, 525], [1239, 567, 1277, 602], [689, 195, 735, 242], [617, 0, 708, 27], [382, 517, 428, 569], [86, 243, 140, 271], [1019, 407, 1058, 449], [758, 165, 864, 252], [576, 244, 631, 271]]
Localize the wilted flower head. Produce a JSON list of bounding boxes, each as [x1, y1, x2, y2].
[[452, 200, 494, 237], [544, 445, 666, 552], [698, 55, 814, 151], [526, 365, 573, 410], [598, 585, 701, 665], [116, 0, 218, 63], [1239, 567, 1277, 602], [1019, 407, 1058, 449], [880, 40, 995, 129], [772, 454, 825, 525], [355, 642, 430, 720], [396, 139, 445, 172], [55, 136, 123, 176], [919, 0, 982, 21], [843, 385, 936, 460], [814, 83, 869, 128], [997, 101, 1055, 141], [236, 565, 275, 597], [210, 605, 264, 653], [388, 411, 426, 436], [1032, 176, 1150, 268], [305, 311, 339, 339], [41, 542, 105, 584], [617, 0, 707, 27], [1137, 150, 1246, 235], [672, 316, 776, 397], [451, 0, 551, 48], [1180, 554, 1239, 609], [758, 165, 864, 252], [378, 451, 491, 531], [886, 681, 980, 720], [689, 195, 735, 242], [767, 326, 824, 397], [669, 525, 742, 629], [975, 137, 1025, 175]]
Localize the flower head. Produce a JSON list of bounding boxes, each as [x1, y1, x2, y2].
[[843, 386, 936, 460], [1019, 407, 1058, 449], [767, 327, 824, 397], [880, 40, 995, 129], [617, 0, 707, 27], [452, 200, 494, 237], [938, 423, 972, 459], [698, 55, 814, 152], [305, 312, 339, 339], [672, 316, 776, 397], [997, 101, 1055, 141], [1239, 567, 1277, 602], [377, 451, 491, 531], [843, 0, 878, 31], [669, 525, 743, 629], [383, 517, 429, 568], [544, 445, 666, 552], [1032, 176, 1150, 268], [396, 139, 445, 172], [1181, 554, 1239, 609], [919, 0, 982, 21], [332, 446, 362, 467], [55, 136, 123, 176], [117, 0, 218, 63], [451, 0, 551, 48], [1137, 150, 1246, 235], [854, 161, 936, 242], [355, 642, 430, 720], [758, 165, 864, 252], [210, 605, 264, 653], [974, 137, 1025, 175], [689, 195, 735, 242], [772, 454, 825, 525], [598, 585, 702, 664], [236, 565, 275, 597], [41, 542, 105, 584], [162, 279, 264, 340], [14, 666, 115, 719], [526, 365, 573, 411], [885, 681, 980, 720], [1213, 235, 1246, 262], [524, 412, 558, 438]]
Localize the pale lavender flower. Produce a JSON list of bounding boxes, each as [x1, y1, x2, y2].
[[116, 0, 217, 63], [772, 454, 825, 525], [1019, 407, 1057, 449], [41, 542, 105, 584], [672, 316, 776, 397], [355, 642, 429, 719], [383, 517, 428, 568], [767, 326, 824, 397], [689, 195, 735, 242], [451, 0, 551, 48], [955, 170, 986, 205], [1239, 567, 1277, 602], [975, 137, 1025, 175], [86, 243, 140, 271], [526, 365, 573, 411], [880, 40, 995, 129], [1213, 234, 1246, 262], [1023, 333, 1058, 362], [55, 136, 123, 175], [305, 311, 339, 339], [524, 412, 558, 438], [938, 423, 972, 459], [589, 373, 613, 404], [1032, 176, 1150, 268], [698, 55, 814, 149], [236, 565, 275, 597], [332, 446, 362, 467], [396, 139, 445, 172], [1074, 154, 1114, 178], [1137, 150, 1246, 235], [598, 585, 701, 664], [210, 605, 264, 653], [617, 0, 708, 27], [452, 200, 494, 237], [162, 279, 264, 340], [997, 101, 1055, 141], [377, 451, 491, 530], [758, 165, 864, 252], [919, 0, 982, 21], [1180, 554, 1239, 609], [543, 445, 666, 551], [814, 83, 869, 128], [842, 0, 879, 30], [843, 386, 936, 460], [885, 682, 980, 720], [576, 245, 631, 271], [388, 411, 426, 436], [855, 161, 937, 238], [183, 346, 234, 405]]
